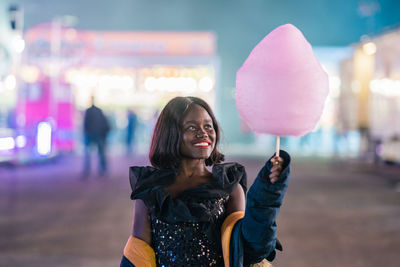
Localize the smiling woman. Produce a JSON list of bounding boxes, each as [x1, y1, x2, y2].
[[120, 96, 291, 267], [149, 97, 224, 169]]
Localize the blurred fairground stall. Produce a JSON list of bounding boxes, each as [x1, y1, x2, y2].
[[0, 3, 28, 163], [1, 18, 218, 163], [303, 26, 400, 164], [349, 27, 400, 164]]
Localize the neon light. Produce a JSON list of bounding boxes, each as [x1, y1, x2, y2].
[[362, 42, 376, 56], [0, 137, 15, 151], [37, 122, 52, 155], [15, 135, 27, 148], [370, 79, 400, 97], [145, 77, 156, 91], [144, 76, 197, 92], [198, 76, 213, 92], [20, 65, 40, 83], [13, 35, 25, 54], [4, 75, 16, 91]]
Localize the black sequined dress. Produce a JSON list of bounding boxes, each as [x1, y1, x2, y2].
[[130, 163, 247, 267]]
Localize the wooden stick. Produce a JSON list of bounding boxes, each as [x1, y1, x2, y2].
[[276, 136, 280, 157]]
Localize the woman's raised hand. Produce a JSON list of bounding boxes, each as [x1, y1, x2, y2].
[[269, 156, 284, 184]]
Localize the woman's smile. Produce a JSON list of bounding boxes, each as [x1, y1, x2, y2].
[[193, 140, 212, 148], [180, 104, 216, 160]]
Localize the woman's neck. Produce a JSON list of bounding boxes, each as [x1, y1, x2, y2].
[[178, 159, 209, 178], [167, 159, 212, 197]]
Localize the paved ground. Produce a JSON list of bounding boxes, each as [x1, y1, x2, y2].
[[0, 153, 399, 267]]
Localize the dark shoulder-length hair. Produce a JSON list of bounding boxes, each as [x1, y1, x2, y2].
[[149, 96, 225, 169]]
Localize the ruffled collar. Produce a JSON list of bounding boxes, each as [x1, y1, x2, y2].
[[130, 162, 247, 223]]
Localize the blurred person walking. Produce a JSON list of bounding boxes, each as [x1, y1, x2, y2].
[[83, 96, 110, 178], [125, 109, 137, 156]]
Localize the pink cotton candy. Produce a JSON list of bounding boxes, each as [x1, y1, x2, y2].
[[235, 24, 329, 137]]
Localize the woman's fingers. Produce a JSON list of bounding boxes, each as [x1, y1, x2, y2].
[[269, 171, 279, 178], [269, 176, 278, 184], [269, 165, 282, 184], [271, 156, 283, 166], [270, 165, 282, 172], [269, 156, 284, 183], [269, 170, 279, 179]]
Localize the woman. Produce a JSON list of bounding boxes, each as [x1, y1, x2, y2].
[[120, 96, 290, 267]]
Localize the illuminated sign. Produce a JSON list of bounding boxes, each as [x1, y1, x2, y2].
[[25, 24, 216, 59]]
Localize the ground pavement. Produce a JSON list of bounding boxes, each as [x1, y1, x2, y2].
[[0, 153, 399, 267]]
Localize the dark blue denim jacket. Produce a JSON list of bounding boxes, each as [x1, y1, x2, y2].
[[230, 150, 290, 267]]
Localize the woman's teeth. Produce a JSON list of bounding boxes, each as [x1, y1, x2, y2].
[[194, 142, 209, 147]]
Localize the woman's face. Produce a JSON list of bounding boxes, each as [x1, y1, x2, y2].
[[180, 104, 216, 160]]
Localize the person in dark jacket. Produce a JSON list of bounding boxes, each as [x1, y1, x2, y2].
[[120, 96, 290, 266], [83, 96, 110, 177], [126, 109, 138, 156]]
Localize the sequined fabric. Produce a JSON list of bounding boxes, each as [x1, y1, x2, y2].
[[130, 163, 247, 266], [151, 197, 227, 267]]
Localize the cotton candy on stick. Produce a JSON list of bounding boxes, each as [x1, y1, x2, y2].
[[235, 24, 329, 157]]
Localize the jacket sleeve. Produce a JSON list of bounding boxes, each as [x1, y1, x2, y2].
[[231, 150, 290, 266], [120, 256, 135, 267], [119, 236, 156, 267]]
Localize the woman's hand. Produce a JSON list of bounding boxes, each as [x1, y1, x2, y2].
[[269, 156, 284, 184]]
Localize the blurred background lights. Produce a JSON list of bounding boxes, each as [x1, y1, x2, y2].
[[4, 74, 16, 91], [351, 80, 362, 93], [144, 76, 156, 91], [66, 70, 134, 90], [122, 76, 134, 89], [362, 42, 377, 55], [12, 35, 25, 53], [15, 135, 27, 148], [198, 76, 213, 92], [65, 28, 77, 41], [182, 77, 196, 93], [144, 76, 197, 92], [370, 79, 400, 97], [20, 65, 40, 83], [0, 137, 15, 151], [328, 76, 341, 98], [36, 122, 52, 156]]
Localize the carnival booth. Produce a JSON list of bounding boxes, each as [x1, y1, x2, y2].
[[366, 28, 400, 163], [17, 23, 218, 156], [0, 3, 25, 163], [338, 27, 400, 163]]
